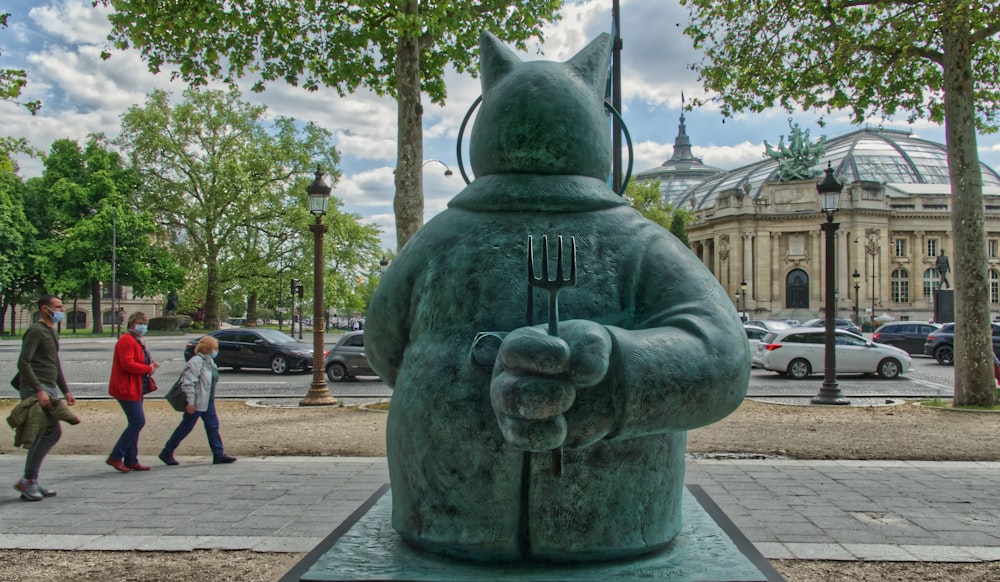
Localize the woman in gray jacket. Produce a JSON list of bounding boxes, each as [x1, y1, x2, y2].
[[158, 335, 236, 465]]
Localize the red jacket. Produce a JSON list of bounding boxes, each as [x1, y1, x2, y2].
[[108, 333, 153, 401]]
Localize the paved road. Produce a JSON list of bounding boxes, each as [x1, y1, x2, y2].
[[0, 334, 391, 401], [1, 334, 957, 402]]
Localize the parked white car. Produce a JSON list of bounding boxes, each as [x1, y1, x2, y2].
[[744, 325, 769, 368], [757, 327, 914, 379]]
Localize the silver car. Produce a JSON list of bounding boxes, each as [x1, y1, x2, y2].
[[324, 331, 377, 382], [758, 327, 914, 379]]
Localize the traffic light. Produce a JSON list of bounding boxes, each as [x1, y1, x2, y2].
[[290, 278, 299, 295], [297, 283, 304, 299]]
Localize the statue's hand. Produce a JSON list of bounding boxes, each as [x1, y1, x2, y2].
[[490, 320, 612, 452]]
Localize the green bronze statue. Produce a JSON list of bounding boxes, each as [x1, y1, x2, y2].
[[366, 32, 750, 564], [764, 120, 827, 181]]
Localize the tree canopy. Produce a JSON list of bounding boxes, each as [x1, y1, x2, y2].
[[0, 12, 40, 115], [116, 87, 340, 330], [22, 136, 182, 332], [624, 179, 692, 246], [681, 0, 1000, 406], [98, 0, 561, 250]]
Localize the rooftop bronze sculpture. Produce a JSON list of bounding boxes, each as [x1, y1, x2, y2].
[[764, 120, 827, 181], [366, 32, 750, 564]]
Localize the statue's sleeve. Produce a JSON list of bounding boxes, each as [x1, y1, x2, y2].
[[603, 228, 750, 438], [366, 263, 414, 389]]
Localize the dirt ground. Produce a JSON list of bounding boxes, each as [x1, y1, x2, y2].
[[2, 398, 999, 581]]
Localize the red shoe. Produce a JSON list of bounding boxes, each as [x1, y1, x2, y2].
[[126, 463, 150, 471], [106, 458, 131, 473]]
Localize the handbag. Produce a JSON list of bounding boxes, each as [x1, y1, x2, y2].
[[143, 375, 158, 394], [165, 378, 188, 412]]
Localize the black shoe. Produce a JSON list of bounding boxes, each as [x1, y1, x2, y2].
[[213, 455, 237, 464], [158, 450, 179, 466]]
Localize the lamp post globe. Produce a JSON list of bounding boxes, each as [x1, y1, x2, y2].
[[812, 164, 849, 405], [301, 166, 337, 406]]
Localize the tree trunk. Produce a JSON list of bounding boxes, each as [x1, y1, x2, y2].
[[204, 258, 221, 330], [393, 0, 424, 252], [247, 291, 258, 327], [90, 279, 104, 334], [943, 14, 996, 407]]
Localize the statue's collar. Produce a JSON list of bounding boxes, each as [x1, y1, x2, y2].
[[448, 174, 627, 213]]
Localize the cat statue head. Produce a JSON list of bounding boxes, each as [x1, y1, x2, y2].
[[470, 32, 613, 181]]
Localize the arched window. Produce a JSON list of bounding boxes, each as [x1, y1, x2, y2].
[[923, 268, 939, 299], [66, 311, 87, 331], [991, 269, 999, 304], [785, 269, 809, 309], [891, 268, 909, 303]]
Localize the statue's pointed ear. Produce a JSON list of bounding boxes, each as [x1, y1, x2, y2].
[[480, 32, 522, 90], [566, 33, 612, 98]]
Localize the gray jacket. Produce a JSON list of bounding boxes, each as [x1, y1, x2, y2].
[[179, 354, 216, 412]]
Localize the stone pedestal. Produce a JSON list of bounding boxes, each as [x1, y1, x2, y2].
[[280, 485, 782, 582], [933, 288, 954, 324]]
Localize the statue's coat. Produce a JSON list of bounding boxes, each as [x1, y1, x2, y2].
[[366, 32, 750, 564]]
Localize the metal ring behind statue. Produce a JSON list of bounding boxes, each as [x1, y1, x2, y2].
[[455, 96, 634, 195]]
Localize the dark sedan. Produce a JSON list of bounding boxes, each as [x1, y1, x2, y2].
[[183, 328, 314, 375], [872, 322, 940, 354]]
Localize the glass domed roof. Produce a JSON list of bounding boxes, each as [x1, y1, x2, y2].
[[676, 127, 1000, 210]]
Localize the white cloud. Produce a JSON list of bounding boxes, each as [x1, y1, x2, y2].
[[29, 0, 113, 44]]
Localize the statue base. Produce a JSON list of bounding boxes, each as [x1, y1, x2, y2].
[[279, 485, 782, 582]]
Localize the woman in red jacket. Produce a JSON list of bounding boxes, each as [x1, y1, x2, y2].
[[106, 312, 159, 472]]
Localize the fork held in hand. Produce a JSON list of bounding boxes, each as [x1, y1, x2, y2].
[[527, 234, 577, 477]]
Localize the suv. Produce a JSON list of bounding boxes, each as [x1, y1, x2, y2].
[[324, 331, 377, 382], [872, 322, 940, 354], [923, 323, 1000, 365]]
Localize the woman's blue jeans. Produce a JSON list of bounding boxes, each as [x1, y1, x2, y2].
[[110, 399, 145, 465], [162, 400, 225, 457]]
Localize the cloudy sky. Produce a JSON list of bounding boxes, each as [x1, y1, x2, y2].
[[4, 0, 1000, 250]]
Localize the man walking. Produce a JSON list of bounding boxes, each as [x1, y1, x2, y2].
[[13, 294, 76, 501]]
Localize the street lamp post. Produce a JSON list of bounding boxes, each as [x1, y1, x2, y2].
[[300, 167, 337, 407], [739, 279, 748, 319], [866, 234, 879, 328], [853, 269, 861, 325], [296, 282, 304, 339], [422, 159, 454, 176], [811, 165, 849, 405], [112, 206, 118, 336]]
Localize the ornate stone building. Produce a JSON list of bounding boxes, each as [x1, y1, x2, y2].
[[636, 125, 1000, 324], [8, 283, 164, 334]]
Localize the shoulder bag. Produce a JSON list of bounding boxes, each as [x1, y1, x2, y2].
[[164, 377, 187, 411]]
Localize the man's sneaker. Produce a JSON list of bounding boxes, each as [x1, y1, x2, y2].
[[212, 455, 237, 464], [35, 482, 56, 497], [14, 478, 42, 501]]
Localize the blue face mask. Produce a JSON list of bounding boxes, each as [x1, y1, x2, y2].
[[211, 350, 219, 359], [49, 308, 65, 324], [133, 324, 148, 336]]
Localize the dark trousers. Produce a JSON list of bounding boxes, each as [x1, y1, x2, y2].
[[163, 400, 225, 457], [25, 421, 61, 481], [110, 399, 146, 465]]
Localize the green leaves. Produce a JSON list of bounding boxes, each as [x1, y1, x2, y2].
[[680, 0, 999, 132]]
